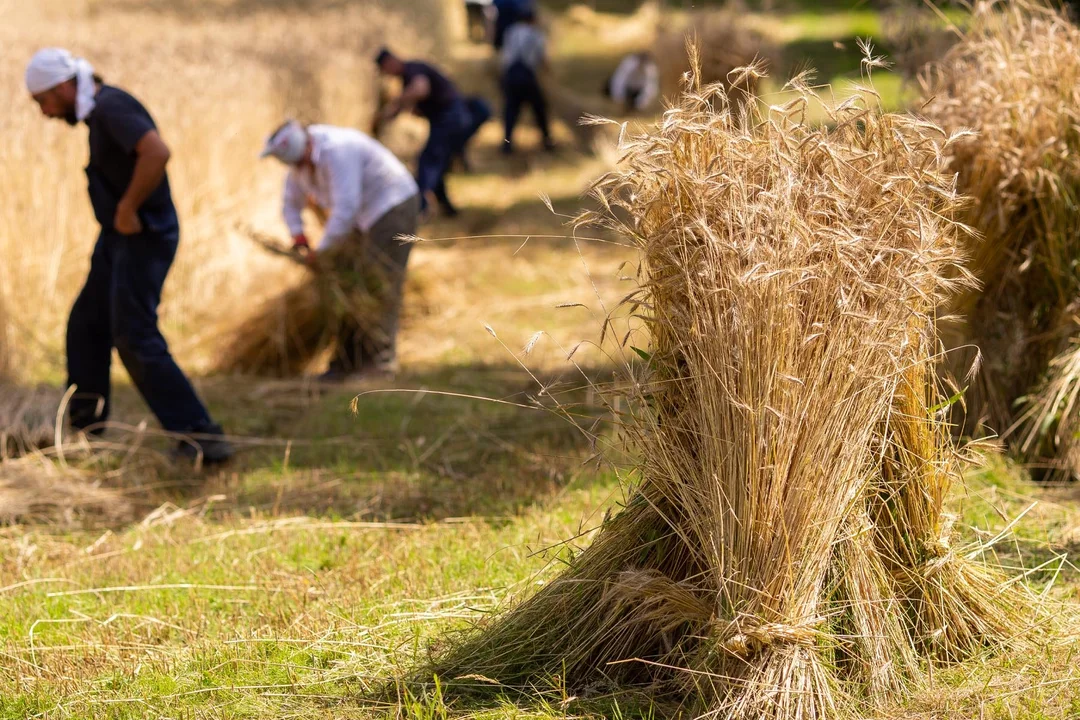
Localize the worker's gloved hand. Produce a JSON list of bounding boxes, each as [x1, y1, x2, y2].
[[291, 234, 310, 253]]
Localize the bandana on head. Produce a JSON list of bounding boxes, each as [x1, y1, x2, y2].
[[25, 48, 97, 122], [260, 120, 308, 165]]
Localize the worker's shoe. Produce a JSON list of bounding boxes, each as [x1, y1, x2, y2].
[[173, 423, 234, 466]]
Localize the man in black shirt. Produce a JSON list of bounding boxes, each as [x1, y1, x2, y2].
[[376, 49, 479, 217], [25, 48, 232, 465]]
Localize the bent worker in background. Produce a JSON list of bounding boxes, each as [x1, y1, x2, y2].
[[25, 48, 232, 464], [261, 120, 420, 382], [500, 8, 553, 154], [604, 51, 660, 113], [375, 49, 476, 218]]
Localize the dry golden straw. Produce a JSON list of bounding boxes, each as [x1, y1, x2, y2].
[[920, 0, 1080, 480], [212, 234, 427, 377], [0, 385, 64, 458], [422, 58, 1033, 719], [0, 457, 133, 526]]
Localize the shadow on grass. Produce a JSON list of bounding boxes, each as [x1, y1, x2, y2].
[[984, 532, 1080, 593], [363, 678, 668, 720], [83, 361, 618, 526]]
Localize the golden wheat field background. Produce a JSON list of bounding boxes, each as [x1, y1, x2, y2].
[[0, 0, 451, 379]]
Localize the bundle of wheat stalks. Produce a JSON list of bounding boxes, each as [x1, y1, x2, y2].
[[213, 236, 425, 377], [654, 8, 774, 103], [424, 64, 1033, 718], [213, 278, 333, 377], [920, 0, 1080, 480]]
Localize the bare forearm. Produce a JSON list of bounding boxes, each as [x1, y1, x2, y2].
[[382, 99, 403, 121], [122, 149, 169, 210]]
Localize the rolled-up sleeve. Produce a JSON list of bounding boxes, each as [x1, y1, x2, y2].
[[319, 147, 363, 250], [98, 95, 156, 153], [283, 172, 305, 237]]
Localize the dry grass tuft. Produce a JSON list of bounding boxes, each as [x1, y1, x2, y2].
[[0, 457, 133, 526], [920, 0, 1080, 479], [211, 236, 430, 377], [423, 61, 1037, 719], [0, 385, 64, 458], [213, 278, 333, 377]]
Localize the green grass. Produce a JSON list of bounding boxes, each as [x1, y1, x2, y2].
[[3, 415, 1078, 719], [3, 2, 1079, 718]]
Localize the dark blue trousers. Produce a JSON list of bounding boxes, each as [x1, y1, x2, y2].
[[417, 99, 472, 213], [502, 61, 550, 147], [66, 226, 213, 434]]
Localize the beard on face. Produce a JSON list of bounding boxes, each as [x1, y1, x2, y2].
[[63, 105, 79, 126]]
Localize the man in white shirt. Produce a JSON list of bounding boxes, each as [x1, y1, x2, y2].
[[261, 120, 420, 381], [500, 9, 553, 154], [604, 51, 659, 113]]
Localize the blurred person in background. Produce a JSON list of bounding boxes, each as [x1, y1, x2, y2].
[[500, 8, 553, 154], [490, 0, 535, 49], [604, 51, 660, 113], [25, 47, 233, 465], [375, 49, 486, 218], [261, 120, 420, 382], [465, 0, 494, 43]]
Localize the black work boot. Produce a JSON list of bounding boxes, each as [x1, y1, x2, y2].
[[174, 423, 234, 466]]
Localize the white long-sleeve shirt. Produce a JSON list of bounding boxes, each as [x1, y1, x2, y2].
[[283, 125, 418, 249], [609, 53, 659, 111]]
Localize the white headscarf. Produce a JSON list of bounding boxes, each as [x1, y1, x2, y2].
[[260, 120, 308, 165], [25, 48, 97, 122]]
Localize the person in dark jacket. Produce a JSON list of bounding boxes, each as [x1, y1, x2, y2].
[[375, 49, 477, 217], [25, 48, 232, 465]]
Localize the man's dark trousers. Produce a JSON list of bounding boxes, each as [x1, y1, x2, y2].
[[502, 61, 550, 145], [417, 99, 471, 213], [332, 194, 422, 372], [66, 224, 213, 433]]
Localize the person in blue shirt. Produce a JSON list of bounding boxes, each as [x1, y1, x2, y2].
[[25, 48, 232, 465]]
